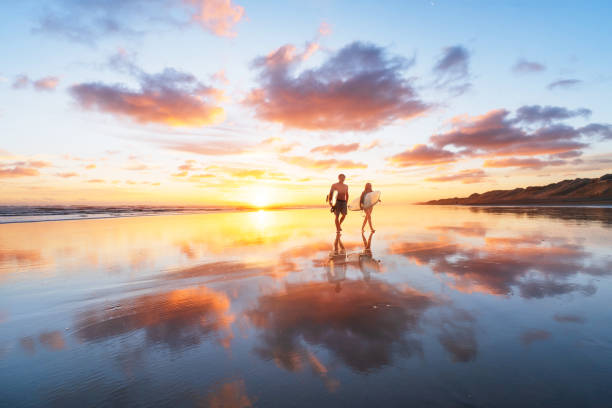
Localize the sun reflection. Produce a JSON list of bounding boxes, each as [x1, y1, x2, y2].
[[250, 209, 272, 231]]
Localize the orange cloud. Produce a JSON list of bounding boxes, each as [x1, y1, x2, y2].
[[33, 76, 60, 91], [426, 169, 487, 184], [0, 160, 50, 178], [281, 155, 367, 170], [388, 144, 457, 167], [483, 157, 565, 169], [70, 65, 225, 127], [311, 143, 360, 155], [185, 0, 245, 37], [85, 164, 96, 169], [55, 172, 78, 178], [87, 179, 105, 183]]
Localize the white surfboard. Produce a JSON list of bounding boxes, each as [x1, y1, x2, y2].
[[326, 190, 338, 206], [349, 191, 381, 211]]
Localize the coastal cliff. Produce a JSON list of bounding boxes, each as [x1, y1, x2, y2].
[[422, 174, 612, 205]]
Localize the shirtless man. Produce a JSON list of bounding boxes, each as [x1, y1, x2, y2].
[[329, 174, 349, 233]]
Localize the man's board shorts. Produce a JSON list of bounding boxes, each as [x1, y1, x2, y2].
[[334, 200, 348, 216]]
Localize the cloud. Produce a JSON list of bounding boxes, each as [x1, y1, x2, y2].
[[318, 21, 332, 36], [12, 75, 29, 89], [388, 144, 457, 167], [246, 41, 428, 131], [310, 143, 360, 155], [483, 157, 565, 169], [578, 123, 612, 140], [184, 0, 245, 37], [56, 172, 78, 178], [0, 160, 50, 178], [85, 164, 96, 169], [430, 108, 590, 157], [281, 155, 367, 170], [515, 105, 591, 124], [163, 140, 247, 155], [124, 163, 151, 171], [512, 59, 546, 74], [432, 45, 471, 94], [87, 179, 105, 183], [36, 0, 245, 45], [70, 58, 225, 127], [33, 77, 60, 91], [547, 78, 582, 90], [426, 169, 487, 184]]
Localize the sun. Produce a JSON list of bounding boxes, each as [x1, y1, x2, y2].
[[248, 186, 275, 208]]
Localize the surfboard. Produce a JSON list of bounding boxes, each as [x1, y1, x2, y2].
[[349, 191, 381, 211], [326, 190, 338, 205]]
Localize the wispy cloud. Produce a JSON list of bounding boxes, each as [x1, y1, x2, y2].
[[246, 41, 428, 131], [33, 77, 60, 91], [512, 59, 546, 74], [35, 0, 245, 45], [281, 156, 367, 170], [432, 45, 471, 95], [483, 157, 566, 169], [55, 172, 78, 178], [426, 169, 487, 184], [310, 143, 360, 155], [388, 144, 457, 167], [547, 78, 582, 90]]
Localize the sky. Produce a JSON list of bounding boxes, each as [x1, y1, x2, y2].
[[1, 0, 611, 207]]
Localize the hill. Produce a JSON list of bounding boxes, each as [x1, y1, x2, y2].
[[422, 174, 612, 205]]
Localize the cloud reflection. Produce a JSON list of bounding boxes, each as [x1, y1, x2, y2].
[[74, 286, 234, 349], [247, 280, 436, 373]]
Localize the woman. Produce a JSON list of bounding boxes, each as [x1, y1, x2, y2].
[[359, 183, 375, 232]]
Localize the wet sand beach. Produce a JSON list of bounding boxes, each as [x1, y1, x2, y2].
[[1, 205, 611, 407]]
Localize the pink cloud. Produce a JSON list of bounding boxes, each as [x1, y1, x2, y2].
[[281, 155, 367, 170], [484, 157, 566, 169], [33, 76, 60, 91], [70, 65, 225, 127], [246, 42, 428, 131], [388, 144, 457, 167], [185, 0, 245, 37], [311, 143, 360, 155], [426, 169, 487, 184], [56, 172, 78, 178], [0, 160, 51, 178]]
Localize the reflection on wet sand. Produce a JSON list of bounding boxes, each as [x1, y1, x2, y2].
[[202, 379, 253, 408], [391, 233, 608, 298], [75, 286, 234, 349], [470, 206, 612, 225], [247, 280, 435, 373]]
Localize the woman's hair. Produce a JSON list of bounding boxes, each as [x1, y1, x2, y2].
[[364, 182, 372, 192]]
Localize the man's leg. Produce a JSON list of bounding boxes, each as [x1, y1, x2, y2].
[[339, 214, 346, 230], [335, 214, 341, 232]]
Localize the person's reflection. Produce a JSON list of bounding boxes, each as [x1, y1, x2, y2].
[[359, 231, 380, 280], [326, 233, 347, 292]]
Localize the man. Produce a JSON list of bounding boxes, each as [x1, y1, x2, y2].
[[329, 173, 348, 232]]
